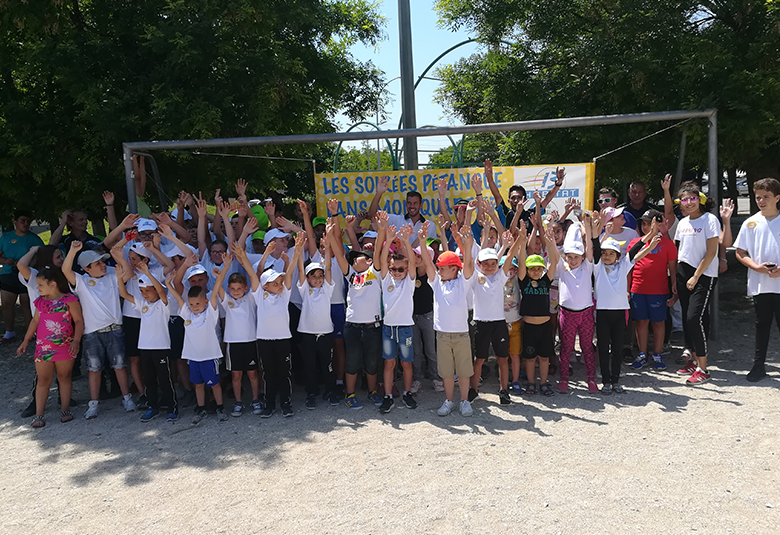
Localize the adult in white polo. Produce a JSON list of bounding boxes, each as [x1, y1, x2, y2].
[[368, 176, 437, 246]]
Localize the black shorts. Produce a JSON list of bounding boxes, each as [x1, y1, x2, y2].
[[226, 341, 260, 372], [168, 316, 185, 360], [123, 316, 141, 357], [474, 320, 509, 359], [0, 272, 26, 295], [522, 321, 554, 359]]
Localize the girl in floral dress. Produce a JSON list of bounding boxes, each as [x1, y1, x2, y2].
[[17, 268, 83, 428]]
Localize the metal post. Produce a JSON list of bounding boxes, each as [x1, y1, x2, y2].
[[398, 0, 418, 170], [674, 126, 687, 192], [708, 112, 719, 340], [123, 145, 138, 214]]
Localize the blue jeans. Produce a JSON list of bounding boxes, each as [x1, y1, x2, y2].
[[382, 325, 414, 363]]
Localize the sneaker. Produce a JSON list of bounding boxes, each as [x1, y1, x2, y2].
[[85, 400, 99, 419], [686, 368, 711, 385], [587, 379, 599, 393], [622, 347, 634, 363], [231, 402, 244, 417], [631, 353, 649, 370], [251, 399, 264, 415], [467, 387, 479, 402], [167, 412, 178, 421], [328, 391, 342, 406], [367, 390, 382, 406], [509, 382, 524, 396], [402, 392, 418, 409], [259, 407, 274, 418], [21, 399, 36, 419], [216, 407, 229, 421], [432, 379, 445, 392], [498, 389, 511, 405], [653, 354, 667, 371], [601, 384, 613, 395], [136, 394, 149, 410], [557, 380, 569, 393], [281, 403, 293, 417], [0, 336, 17, 345], [437, 399, 455, 416], [379, 396, 394, 414], [677, 360, 697, 375], [192, 407, 208, 424], [345, 394, 363, 410], [140, 408, 160, 422], [305, 394, 316, 410], [123, 395, 137, 412], [747, 361, 767, 383], [410, 380, 422, 395], [460, 400, 473, 417]]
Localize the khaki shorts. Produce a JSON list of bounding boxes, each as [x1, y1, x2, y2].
[[436, 331, 474, 379], [507, 320, 522, 355]]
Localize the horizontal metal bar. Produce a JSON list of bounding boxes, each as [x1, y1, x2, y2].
[[123, 109, 716, 152]]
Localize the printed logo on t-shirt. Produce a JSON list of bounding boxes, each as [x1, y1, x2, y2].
[[747, 221, 757, 230], [184, 320, 192, 326], [349, 270, 377, 289], [142, 306, 149, 314], [227, 301, 235, 308], [87, 279, 96, 287], [531, 281, 538, 288], [478, 276, 486, 285], [387, 284, 395, 293], [415, 279, 421, 288], [309, 288, 313, 295], [263, 291, 270, 300], [605, 267, 611, 274], [677, 226, 702, 236]]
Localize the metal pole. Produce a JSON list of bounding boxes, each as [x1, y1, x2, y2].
[[398, 0, 418, 170], [708, 112, 719, 340], [674, 126, 687, 193], [123, 145, 138, 214]]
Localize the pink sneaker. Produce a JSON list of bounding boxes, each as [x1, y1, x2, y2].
[[686, 368, 711, 385], [557, 380, 569, 393], [587, 379, 598, 393], [677, 360, 697, 375]]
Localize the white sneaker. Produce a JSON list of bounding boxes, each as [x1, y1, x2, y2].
[[437, 399, 455, 416], [460, 400, 473, 417], [432, 379, 445, 392], [410, 380, 422, 395], [85, 400, 99, 419], [122, 395, 137, 412]]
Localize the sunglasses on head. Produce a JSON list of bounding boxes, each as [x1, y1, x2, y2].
[[597, 198, 612, 204]]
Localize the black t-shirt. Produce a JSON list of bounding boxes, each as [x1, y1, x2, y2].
[[620, 201, 659, 223], [519, 274, 552, 317], [413, 272, 434, 315], [502, 201, 534, 233]]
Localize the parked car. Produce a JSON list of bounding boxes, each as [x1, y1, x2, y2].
[[736, 178, 749, 196]]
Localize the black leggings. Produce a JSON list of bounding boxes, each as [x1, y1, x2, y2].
[[140, 349, 177, 414], [298, 333, 334, 395], [258, 338, 292, 408], [677, 263, 717, 357], [754, 293, 780, 362], [597, 309, 626, 385]]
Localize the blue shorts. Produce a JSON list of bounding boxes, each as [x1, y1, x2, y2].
[[631, 293, 668, 323], [382, 325, 414, 363], [83, 327, 126, 372], [330, 303, 346, 339], [189, 359, 220, 386]]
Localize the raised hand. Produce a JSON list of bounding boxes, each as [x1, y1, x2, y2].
[[397, 224, 414, 242], [218, 201, 231, 219], [182, 253, 198, 269], [484, 158, 493, 178], [297, 199, 310, 218], [661, 174, 672, 192], [276, 216, 293, 231], [156, 212, 173, 226], [471, 175, 483, 196], [518, 220, 528, 241], [265, 241, 277, 256], [418, 221, 430, 242], [459, 224, 474, 247], [243, 216, 259, 235], [114, 263, 124, 279], [467, 199, 478, 211], [376, 210, 389, 228], [195, 197, 208, 219], [327, 198, 339, 216], [604, 221, 614, 236], [532, 190, 543, 204], [151, 233, 162, 250], [102, 191, 115, 206], [214, 188, 223, 205], [591, 210, 603, 234], [235, 179, 248, 197], [71, 241, 83, 252], [263, 201, 275, 220], [648, 234, 662, 250], [437, 213, 451, 231], [345, 214, 356, 227], [237, 201, 249, 219], [121, 213, 140, 230], [549, 210, 560, 223], [220, 252, 234, 269], [230, 242, 247, 260], [721, 198, 734, 220], [377, 175, 389, 194], [387, 225, 397, 238], [436, 177, 448, 191], [500, 230, 512, 248], [555, 167, 565, 185]]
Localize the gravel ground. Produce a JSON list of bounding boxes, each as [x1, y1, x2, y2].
[[0, 261, 778, 535]]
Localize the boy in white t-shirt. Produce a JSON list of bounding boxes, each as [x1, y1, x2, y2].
[[63, 242, 137, 419], [116, 263, 178, 421], [734, 177, 780, 382], [418, 221, 476, 417], [375, 216, 418, 413], [166, 263, 231, 423], [469, 231, 524, 406], [236, 233, 303, 418]]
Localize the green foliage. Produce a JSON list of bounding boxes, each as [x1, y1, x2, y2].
[[0, 0, 384, 225]]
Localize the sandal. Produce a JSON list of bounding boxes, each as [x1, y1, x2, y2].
[[540, 383, 554, 397], [601, 384, 613, 396], [60, 410, 74, 423], [613, 384, 625, 394], [31, 415, 45, 428], [525, 382, 537, 395]]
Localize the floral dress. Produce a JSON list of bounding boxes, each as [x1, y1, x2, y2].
[[33, 294, 78, 363]]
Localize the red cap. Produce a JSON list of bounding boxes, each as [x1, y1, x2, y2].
[[436, 251, 463, 269]]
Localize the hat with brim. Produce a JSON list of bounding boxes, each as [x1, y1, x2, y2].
[[426, 237, 442, 246], [263, 228, 289, 246], [525, 254, 546, 268], [436, 251, 463, 269], [360, 230, 378, 241], [77, 250, 110, 270], [412, 245, 435, 258], [601, 237, 624, 253], [499, 256, 518, 268], [138, 276, 156, 288], [454, 199, 469, 207], [640, 209, 663, 223], [312, 216, 327, 228], [477, 248, 499, 263], [603, 206, 624, 223], [563, 242, 585, 255], [347, 250, 373, 265], [260, 270, 285, 287], [165, 244, 197, 258], [130, 242, 152, 259], [136, 218, 158, 232], [170, 208, 192, 221], [184, 265, 207, 280], [305, 262, 325, 276]]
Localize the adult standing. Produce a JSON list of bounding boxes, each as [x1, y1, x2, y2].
[[368, 176, 437, 246], [620, 181, 659, 222], [0, 211, 45, 343]]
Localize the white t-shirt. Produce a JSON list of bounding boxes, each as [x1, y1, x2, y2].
[[733, 213, 780, 296], [201, 250, 241, 292], [134, 296, 171, 350], [471, 268, 509, 322], [387, 213, 438, 242], [674, 212, 720, 278], [312, 251, 345, 304], [122, 266, 165, 318], [503, 275, 521, 323], [607, 227, 640, 257], [221, 291, 257, 343], [594, 255, 635, 310], [345, 266, 383, 324], [382, 273, 415, 327], [179, 303, 222, 361], [297, 279, 335, 334], [429, 272, 471, 333], [73, 268, 123, 334], [557, 257, 594, 310], [252, 285, 292, 340], [19, 268, 39, 316]]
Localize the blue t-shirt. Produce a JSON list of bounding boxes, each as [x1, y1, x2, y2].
[[0, 232, 44, 275]]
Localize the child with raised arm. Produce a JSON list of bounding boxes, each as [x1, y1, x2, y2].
[[116, 262, 178, 421], [166, 262, 231, 423], [16, 268, 83, 428], [235, 233, 303, 417], [375, 216, 418, 413], [62, 242, 136, 419], [419, 221, 476, 417]]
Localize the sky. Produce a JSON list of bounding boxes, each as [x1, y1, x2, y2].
[[335, 0, 481, 163]]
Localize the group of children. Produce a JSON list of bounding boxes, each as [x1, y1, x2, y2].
[[13, 174, 780, 428]]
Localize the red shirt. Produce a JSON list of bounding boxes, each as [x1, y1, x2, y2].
[[629, 236, 677, 295]]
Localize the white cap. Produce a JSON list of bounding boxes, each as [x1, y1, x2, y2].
[[601, 237, 623, 253], [361, 230, 378, 240], [136, 218, 158, 232], [248, 199, 262, 207], [563, 242, 585, 255], [184, 265, 207, 280], [260, 270, 285, 287], [263, 228, 289, 246], [77, 250, 110, 270], [138, 276, 156, 288], [477, 248, 499, 262], [165, 243, 198, 258], [169, 208, 192, 221], [304, 262, 325, 276], [130, 242, 152, 259]]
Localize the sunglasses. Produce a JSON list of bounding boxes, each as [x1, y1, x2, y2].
[[680, 197, 699, 205], [597, 198, 612, 204], [389, 267, 407, 273]]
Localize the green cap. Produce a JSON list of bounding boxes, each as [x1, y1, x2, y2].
[[525, 254, 546, 268], [312, 216, 327, 228], [426, 237, 441, 246], [252, 230, 266, 241], [250, 205, 270, 232]]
